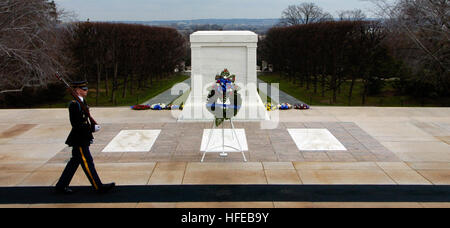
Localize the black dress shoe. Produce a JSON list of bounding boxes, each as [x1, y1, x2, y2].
[[98, 182, 115, 194], [55, 186, 74, 194]]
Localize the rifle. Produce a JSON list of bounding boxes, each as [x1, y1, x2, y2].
[[55, 72, 99, 132]]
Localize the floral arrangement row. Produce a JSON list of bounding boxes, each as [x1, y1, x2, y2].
[[132, 102, 309, 111], [265, 103, 310, 111], [131, 103, 183, 110]]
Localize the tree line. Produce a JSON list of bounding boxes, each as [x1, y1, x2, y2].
[[0, 0, 186, 107], [66, 22, 186, 105], [260, 21, 403, 105], [260, 1, 449, 105], [370, 0, 449, 101]]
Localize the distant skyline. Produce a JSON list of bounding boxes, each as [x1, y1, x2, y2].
[[54, 0, 377, 21]]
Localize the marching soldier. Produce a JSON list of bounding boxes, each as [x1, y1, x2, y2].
[[55, 81, 115, 194]]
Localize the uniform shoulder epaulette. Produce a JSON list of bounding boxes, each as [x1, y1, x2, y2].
[[68, 100, 81, 110]]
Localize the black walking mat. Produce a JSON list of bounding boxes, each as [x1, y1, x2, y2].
[[1, 185, 450, 204]]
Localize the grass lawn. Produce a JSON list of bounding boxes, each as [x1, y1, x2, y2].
[[258, 73, 450, 107], [39, 73, 190, 108]]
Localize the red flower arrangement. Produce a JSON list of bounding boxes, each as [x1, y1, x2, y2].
[[131, 105, 151, 110], [294, 103, 310, 110]]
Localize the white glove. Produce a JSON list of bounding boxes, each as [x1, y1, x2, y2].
[[94, 125, 101, 132]]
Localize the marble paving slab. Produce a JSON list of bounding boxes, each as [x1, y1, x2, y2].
[[102, 130, 161, 153], [288, 129, 347, 151], [201, 129, 248, 152]]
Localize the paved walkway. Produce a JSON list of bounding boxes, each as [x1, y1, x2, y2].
[[142, 78, 191, 105], [257, 79, 306, 105], [0, 107, 450, 208]]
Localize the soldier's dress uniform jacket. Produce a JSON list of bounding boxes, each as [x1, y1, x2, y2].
[[56, 99, 103, 191], [65, 99, 94, 147]]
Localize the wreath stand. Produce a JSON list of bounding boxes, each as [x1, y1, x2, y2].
[[201, 118, 247, 162]]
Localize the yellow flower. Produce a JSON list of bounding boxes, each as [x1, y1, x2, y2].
[[266, 103, 276, 111]]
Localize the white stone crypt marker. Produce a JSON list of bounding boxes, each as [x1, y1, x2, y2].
[[178, 31, 269, 121]]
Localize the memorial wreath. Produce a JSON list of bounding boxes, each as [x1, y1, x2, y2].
[[206, 69, 242, 126]]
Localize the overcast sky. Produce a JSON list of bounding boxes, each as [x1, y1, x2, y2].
[[54, 0, 376, 21]]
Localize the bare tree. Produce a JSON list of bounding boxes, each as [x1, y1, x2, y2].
[[338, 9, 367, 21], [366, 0, 449, 100], [280, 2, 333, 26], [0, 0, 68, 94], [368, 0, 449, 72]]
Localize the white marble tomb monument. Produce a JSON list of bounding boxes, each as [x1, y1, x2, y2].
[[178, 31, 269, 121]]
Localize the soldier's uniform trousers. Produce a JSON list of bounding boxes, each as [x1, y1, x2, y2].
[[56, 145, 102, 190]]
